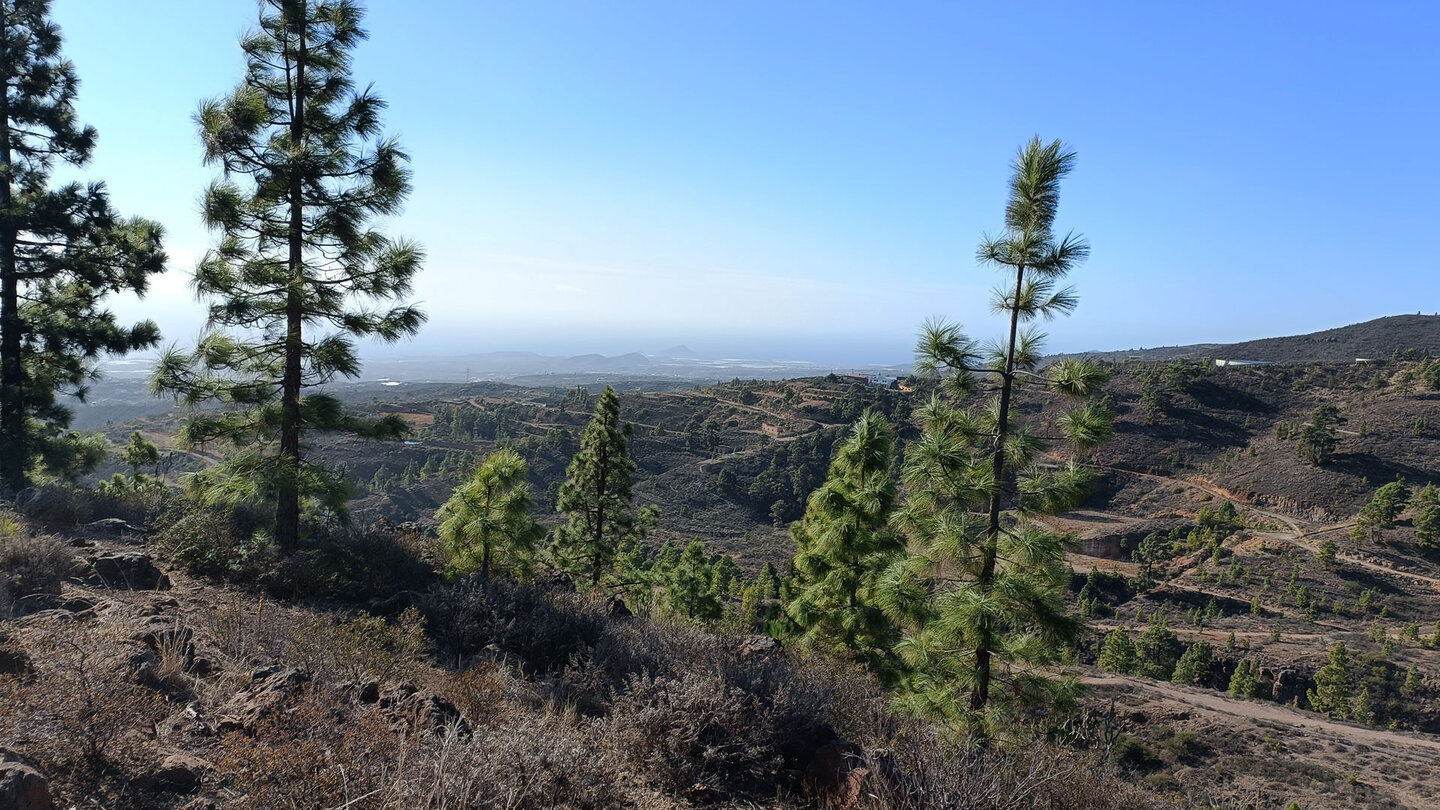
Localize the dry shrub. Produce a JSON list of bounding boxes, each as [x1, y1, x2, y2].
[[588, 620, 831, 798], [155, 503, 436, 598], [132, 617, 203, 701], [203, 593, 294, 664], [859, 727, 1165, 810], [216, 686, 401, 809], [86, 483, 176, 527], [419, 578, 604, 672], [0, 533, 79, 607], [604, 669, 763, 794], [283, 606, 430, 682], [0, 619, 168, 771], [388, 717, 621, 810], [784, 655, 1164, 809], [218, 687, 617, 810], [434, 662, 509, 725]]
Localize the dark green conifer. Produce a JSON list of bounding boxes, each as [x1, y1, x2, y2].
[[1098, 629, 1137, 675], [1171, 641, 1213, 686], [118, 431, 160, 481], [785, 411, 902, 670], [0, 0, 167, 492], [153, 0, 424, 548], [1307, 641, 1352, 718], [665, 540, 721, 622], [552, 386, 654, 589]]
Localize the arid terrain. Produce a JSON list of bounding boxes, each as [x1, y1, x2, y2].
[[7, 315, 1440, 809]]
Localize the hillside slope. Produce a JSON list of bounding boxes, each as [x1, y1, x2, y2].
[[1058, 314, 1440, 364]]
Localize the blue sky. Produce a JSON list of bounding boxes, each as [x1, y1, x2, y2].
[[51, 1, 1440, 364]]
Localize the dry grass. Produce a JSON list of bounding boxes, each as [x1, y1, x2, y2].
[[0, 533, 79, 614], [0, 618, 169, 804]]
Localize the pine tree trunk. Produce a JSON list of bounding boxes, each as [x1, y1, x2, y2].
[[0, 256, 20, 498], [0, 75, 23, 498], [275, 22, 307, 551], [590, 444, 608, 589], [972, 262, 1027, 712]]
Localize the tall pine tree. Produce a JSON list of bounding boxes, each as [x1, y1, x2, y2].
[[153, 0, 423, 548], [552, 386, 653, 590], [883, 138, 1112, 724], [785, 410, 902, 672], [0, 0, 166, 493]]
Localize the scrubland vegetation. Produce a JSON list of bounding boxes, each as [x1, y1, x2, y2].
[[3, 1, 1440, 809]]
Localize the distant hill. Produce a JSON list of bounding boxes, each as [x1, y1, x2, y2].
[[1057, 314, 1440, 364]]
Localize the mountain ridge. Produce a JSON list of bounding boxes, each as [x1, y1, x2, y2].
[[1056, 314, 1440, 364]]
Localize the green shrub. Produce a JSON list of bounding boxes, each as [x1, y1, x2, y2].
[[1110, 734, 1163, 773]]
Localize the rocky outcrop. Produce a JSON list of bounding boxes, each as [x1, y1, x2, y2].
[[737, 634, 782, 660], [215, 667, 311, 734], [83, 518, 148, 543], [0, 751, 52, 810], [85, 551, 169, 590], [376, 681, 469, 737], [156, 703, 213, 741]]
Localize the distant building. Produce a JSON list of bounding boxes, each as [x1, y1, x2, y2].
[[1213, 359, 1273, 367]]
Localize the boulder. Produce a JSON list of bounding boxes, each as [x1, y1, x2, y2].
[[84, 518, 148, 541], [0, 751, 52, 810], [86, 552, 169, 590], [144, 753, 211, 792], [58, 596, 98, 614], [737, 634, 782, 660], [13, 487, 70, 522]]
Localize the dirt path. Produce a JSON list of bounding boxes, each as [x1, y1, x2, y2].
[[1098, 464, 1440, 592], [654, 390, 822, 432], [1087, 670, 1440, 807], [1084, 670, 1440, 764]]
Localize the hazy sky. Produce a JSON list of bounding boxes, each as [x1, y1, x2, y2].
[[49, 1, 1440, 365]]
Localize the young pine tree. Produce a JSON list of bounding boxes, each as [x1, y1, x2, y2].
[[882, 138, 1112, 722], [1227, 658, 1260, 698], [1296, 404, 1341, 466], [1135, 612, 1182, 680], [118, 431, 160, 482], [435, 449, 543, 580], [0, 0, 167, 493], [552, 386, 655, 590], [1351, 479, 1411, 542], [1171, 641, 1213, 686], [1414, 483, 1440, 549], [664, 539, 722, 623], [785, 411, 903, 672], [1307, 641, 1352, 719], [1098, 629, 1137, 675], [153, 0, 424, 549]]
